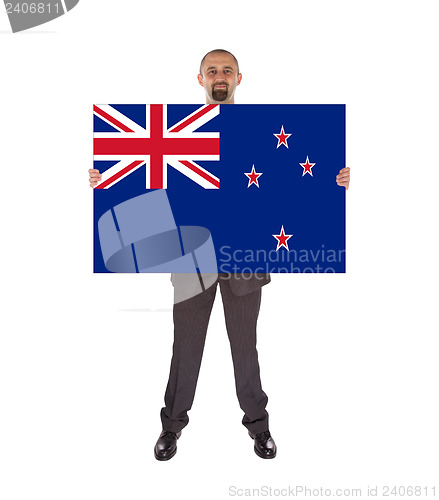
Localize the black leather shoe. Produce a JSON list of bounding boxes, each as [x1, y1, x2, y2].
[[249, 430, 277, 459], [154, 430, 181, 461]]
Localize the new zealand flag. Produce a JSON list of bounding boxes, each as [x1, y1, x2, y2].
[[93, 104, 345, 274]]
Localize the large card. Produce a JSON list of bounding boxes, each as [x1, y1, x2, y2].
[[93, 104, 345, 274]]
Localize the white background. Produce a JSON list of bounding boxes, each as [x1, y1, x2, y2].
[[1, 1, 438, 499]]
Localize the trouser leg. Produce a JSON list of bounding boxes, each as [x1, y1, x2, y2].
[[219, 278, 269, 435], [160, 281, 217, 433]]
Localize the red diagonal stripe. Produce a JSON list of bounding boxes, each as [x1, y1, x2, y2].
[[169, 104, 217, 132], [179, 160, 219, 188], [94, 160, 144, 189], [93, 105, 134, 133]]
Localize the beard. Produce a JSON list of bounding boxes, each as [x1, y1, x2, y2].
[[211, 84, 229, 102]]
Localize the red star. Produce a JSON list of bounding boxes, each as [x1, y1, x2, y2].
[[274, 125, 292, 148], [299, 156, 316, 176], [272, 225, 293, 251], [244, 164, 263, 187]]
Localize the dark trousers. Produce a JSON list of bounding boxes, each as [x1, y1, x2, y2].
[[160, 276, 269, 435]]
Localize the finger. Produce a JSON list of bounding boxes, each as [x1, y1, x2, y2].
[[336, 173, 350, 180], [89, 174, 102, 180], [337, 181, 349, 189], [88, 169, 100, 174], [339, 167, 350, 173]]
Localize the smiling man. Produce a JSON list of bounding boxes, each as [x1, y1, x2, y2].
[[88, 49, 350, 462], [197, 50, 242, 103]]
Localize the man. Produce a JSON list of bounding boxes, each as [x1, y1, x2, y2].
[[89, 49, 350, 461]]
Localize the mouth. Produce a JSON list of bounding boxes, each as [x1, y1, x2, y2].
[[214, 84, 227, 89]]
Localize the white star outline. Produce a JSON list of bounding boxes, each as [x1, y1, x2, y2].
[[272, 225, 293, 251], [273, 125, 292, 149], [299, 155, 316, 177], [244, 164, 263, 187]]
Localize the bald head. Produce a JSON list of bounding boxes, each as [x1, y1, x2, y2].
[[199, 49, 240, 76]]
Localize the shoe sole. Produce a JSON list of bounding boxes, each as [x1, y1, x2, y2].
[[254, 445, 276, 459], [154, 447, 177, 461]]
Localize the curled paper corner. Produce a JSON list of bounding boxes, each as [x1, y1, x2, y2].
[[5, 0, 80, 33]]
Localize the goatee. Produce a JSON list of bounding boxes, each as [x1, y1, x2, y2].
[[212, 87, 228, 102]]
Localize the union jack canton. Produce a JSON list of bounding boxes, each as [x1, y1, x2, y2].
[[93, 104, 220, 189]]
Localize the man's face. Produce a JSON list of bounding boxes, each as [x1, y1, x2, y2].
[[198, 53, 242, 104]]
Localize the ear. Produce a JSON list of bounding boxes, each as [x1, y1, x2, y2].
[[197, 74, 204, 87], [237, 73, 242, 86]]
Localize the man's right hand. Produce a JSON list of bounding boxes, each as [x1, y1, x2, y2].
[[89, 169, 102, 188]]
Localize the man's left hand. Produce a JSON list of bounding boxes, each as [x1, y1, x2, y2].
[[336, 167, 350, 190]]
